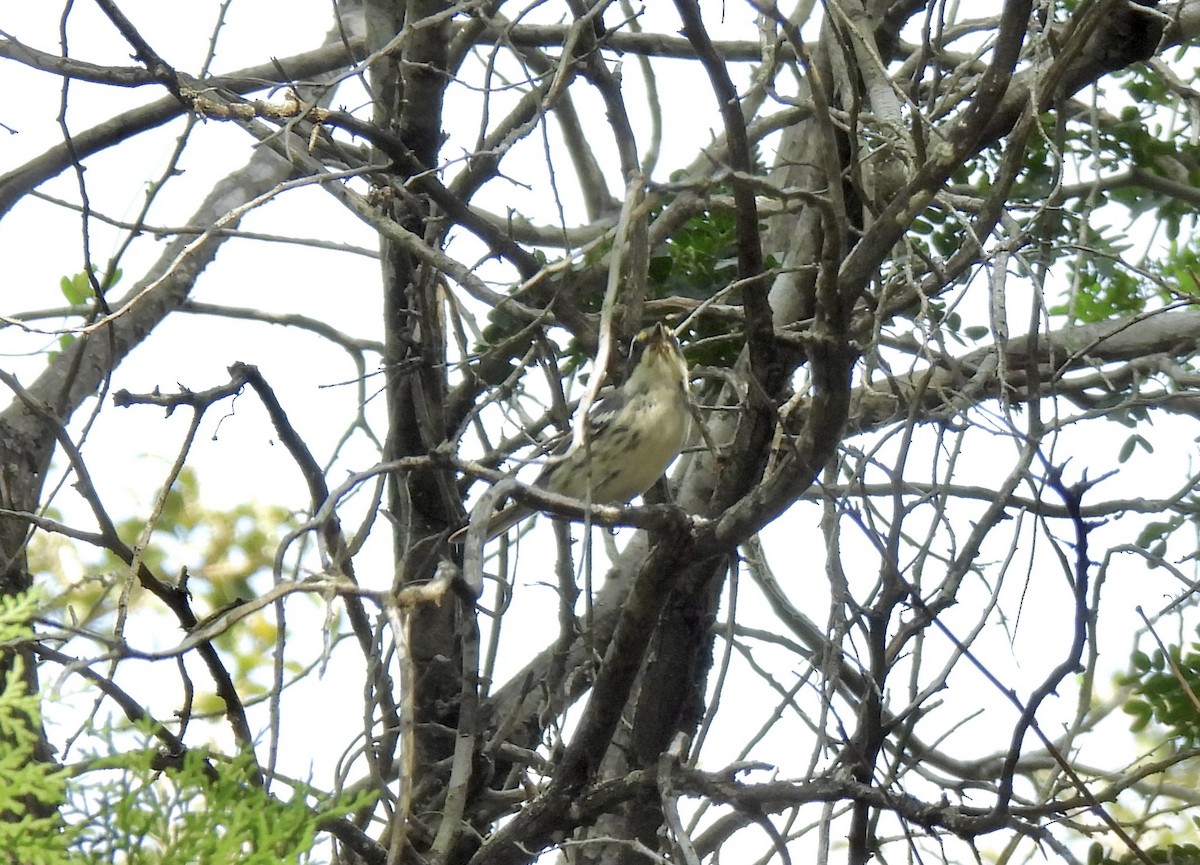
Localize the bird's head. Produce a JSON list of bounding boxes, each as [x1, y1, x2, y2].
[[624, 322, 688, 393]]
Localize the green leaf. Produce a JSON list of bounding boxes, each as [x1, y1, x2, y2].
[[1118, 433, 1153, 463], [1136, 519, 1180, 550], [1132, 650, 1152, 673], [1124, 699, 1152, 732], [59, 272, 90, 305], [0, 591, 75, 863]]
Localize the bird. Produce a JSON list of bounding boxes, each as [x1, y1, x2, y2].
[[452, 322, 691, 543]]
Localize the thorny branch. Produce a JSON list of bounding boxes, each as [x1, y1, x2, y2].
[[4, 2, 1200, 864]]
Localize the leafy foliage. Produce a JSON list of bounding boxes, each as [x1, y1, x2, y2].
[[11, 3, 1200, 865], [1091, 842, 1200, 865], [0, 590, 371, 864], [66, 741, 372, 865], [29, 467, 298, 710], [1122, 635, 1200, 742], [0, 592, 74, 865]]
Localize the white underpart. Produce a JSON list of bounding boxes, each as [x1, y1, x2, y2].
[[548, 342, 690, 503]]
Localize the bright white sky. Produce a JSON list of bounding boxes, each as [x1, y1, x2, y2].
[[0, 0, 767, 787], [4, 3, 1200, 860]]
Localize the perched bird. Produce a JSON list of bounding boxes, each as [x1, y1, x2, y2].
[[454, 322, 691, 543]]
